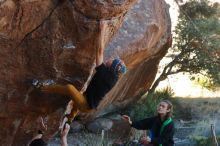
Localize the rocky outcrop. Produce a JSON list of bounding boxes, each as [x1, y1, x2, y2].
[[97, 0, 172, 116], [0, 0, 171, 145]]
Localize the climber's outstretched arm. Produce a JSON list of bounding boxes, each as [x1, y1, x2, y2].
[[60, 123, 70, 146], [96, 21, 107, 66]]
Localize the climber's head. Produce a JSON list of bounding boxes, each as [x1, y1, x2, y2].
[[29, 139, 47, 146], [110, 58, 127, 77]]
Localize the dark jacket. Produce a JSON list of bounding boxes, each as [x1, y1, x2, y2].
[[84, 63, 118, 108], [131, 116, 174, 146]]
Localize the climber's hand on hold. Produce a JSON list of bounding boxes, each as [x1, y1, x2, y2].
[[122, 115, 132, 125]]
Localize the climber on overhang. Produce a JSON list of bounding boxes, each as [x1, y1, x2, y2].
[[33, 57, 126, 123], [32, 21, 127, 125], [33, 58, 126, 125]]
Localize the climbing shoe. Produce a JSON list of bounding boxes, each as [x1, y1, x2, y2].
[[32, 79, 42, 88], [63, 42, 75, 49], [32, 79, 55, 88]]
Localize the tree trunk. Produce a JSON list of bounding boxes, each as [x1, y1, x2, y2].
[[149, 74, 167, 93]]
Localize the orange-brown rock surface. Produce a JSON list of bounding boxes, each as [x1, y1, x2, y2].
[[0, 0, 171, 145]]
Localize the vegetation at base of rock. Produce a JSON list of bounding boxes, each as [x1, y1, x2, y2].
[[122, 87, 174, 121], [191, 135, 220, 146], [149, 0, 220, 93], [82, 130, 112, 146]]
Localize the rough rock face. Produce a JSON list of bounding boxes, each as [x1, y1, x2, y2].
[[0, 0, 171, 145]]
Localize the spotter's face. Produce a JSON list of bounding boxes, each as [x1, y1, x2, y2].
[[157, 102, 170, 115]]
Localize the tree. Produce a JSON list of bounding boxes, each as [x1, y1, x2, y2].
[[149, 0, 220, 93]]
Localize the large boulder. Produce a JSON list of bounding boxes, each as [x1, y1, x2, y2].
[[0, 0, 171, 145]]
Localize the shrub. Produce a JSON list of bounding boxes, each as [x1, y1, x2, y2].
[[192, 135, 220, 146]]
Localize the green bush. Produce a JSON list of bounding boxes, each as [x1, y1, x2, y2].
[[192, 136, 220, 146], [154, 87, 174, 99]]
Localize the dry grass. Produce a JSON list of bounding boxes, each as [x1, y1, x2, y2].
[[172, 97, 220, 120]]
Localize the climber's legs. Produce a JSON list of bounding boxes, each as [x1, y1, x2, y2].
[[41, 84, 91, 112]]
